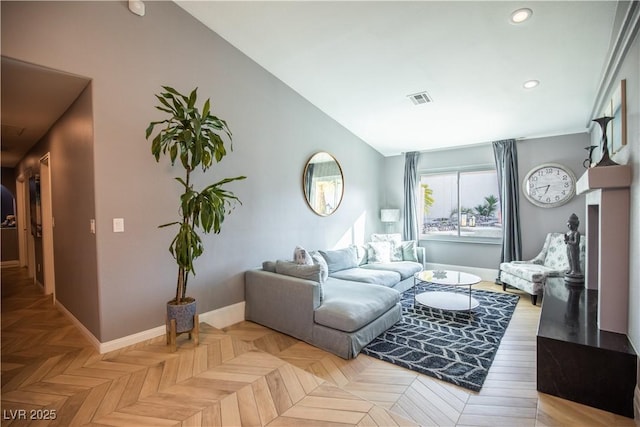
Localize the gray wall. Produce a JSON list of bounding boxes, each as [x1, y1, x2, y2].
[[517, 133, 589, 259], [2, 1, 384, 342], [383, 134, 588, 269]]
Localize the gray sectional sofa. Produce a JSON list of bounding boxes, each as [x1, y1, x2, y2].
[[245, 240, 424, 359]]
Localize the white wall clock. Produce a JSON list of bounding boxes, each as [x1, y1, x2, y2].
[[522, 163, 576, 208]]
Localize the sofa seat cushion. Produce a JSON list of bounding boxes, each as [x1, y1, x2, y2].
[[314, 279, 400, 333], [361, 261, 422, 280], [329, 267, 400, 287], [499, 261, 563, 283]]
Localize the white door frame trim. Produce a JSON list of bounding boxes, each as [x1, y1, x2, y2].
[[40, 153, 56, 300]]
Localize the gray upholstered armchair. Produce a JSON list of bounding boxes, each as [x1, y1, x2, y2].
[[498, 232, 585, 305]]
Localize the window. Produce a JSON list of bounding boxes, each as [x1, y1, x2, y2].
[[419, 168, 502, 241]]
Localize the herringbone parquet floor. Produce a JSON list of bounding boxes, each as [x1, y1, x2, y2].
[[1, 266, 637, 426]]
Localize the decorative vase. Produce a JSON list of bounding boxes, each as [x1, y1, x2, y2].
[[592, 116, 619, 167], [166, 297, 196, 333]]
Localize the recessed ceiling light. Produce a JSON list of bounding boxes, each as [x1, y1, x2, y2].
[[523, 80, 540, 89], [511, 8, 533, 24]]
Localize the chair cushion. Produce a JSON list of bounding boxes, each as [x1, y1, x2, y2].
[[361, 261, 423, 280], [499, 261, 562, 283], [500, 270, 543, 296], [314, 279, 400, 332]]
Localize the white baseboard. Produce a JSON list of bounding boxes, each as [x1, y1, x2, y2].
[[55, 300, 103, 351], [198, 301, 245, 329], [424, 262, 499, 283], [55, 300, 246, 354]]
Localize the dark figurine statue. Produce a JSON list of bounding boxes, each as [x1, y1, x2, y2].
[[564, 213, 584, 284]]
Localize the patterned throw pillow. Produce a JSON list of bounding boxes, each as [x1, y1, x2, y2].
[[371, 234, 403, 261], [367, 241, 392, 263], [293, 246, 314, 265]]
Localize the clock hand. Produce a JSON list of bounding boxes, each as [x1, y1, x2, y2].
[[535, 185, 550, 194]]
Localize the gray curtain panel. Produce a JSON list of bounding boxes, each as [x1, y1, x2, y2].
[[492, 139, 522, 263], [403, 151, 420, 241]]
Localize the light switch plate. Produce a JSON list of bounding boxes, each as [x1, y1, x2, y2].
[[113, 218, 124, 233]]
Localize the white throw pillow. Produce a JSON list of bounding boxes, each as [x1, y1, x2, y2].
[[367, 241, 392, 263], [293, 246, 314, 265]]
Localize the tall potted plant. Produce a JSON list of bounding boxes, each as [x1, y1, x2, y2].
[[145, 86, 245, 335]]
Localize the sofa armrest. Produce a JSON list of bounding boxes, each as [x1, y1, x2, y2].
[[245, 270, 321, 342]]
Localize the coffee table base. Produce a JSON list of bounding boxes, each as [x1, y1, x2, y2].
[[415, 291, 480, 311]]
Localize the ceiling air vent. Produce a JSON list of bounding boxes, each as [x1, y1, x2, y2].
[[407, 91, 433, 105], [1, 124, 26, 137]]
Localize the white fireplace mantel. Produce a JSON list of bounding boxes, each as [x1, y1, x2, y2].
[[576, 164, 632, 194], [577, 164, 632, 335]]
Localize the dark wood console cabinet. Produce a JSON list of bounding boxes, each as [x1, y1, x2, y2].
[[536, 278, 636, 418]]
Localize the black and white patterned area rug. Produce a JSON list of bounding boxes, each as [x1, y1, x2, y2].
[[361, 282, 519, 392]]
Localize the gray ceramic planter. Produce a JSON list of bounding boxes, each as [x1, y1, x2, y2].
[[166, 297, 196, 333]]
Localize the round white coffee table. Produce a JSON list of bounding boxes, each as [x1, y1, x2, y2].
[[414, 270, 481, 311]]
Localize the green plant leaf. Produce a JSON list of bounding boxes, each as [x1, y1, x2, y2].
[[202, 99, 210, 118], [188, 88, 197, 109]]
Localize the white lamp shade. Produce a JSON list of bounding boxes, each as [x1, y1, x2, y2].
[[380, 209, 400, 222]]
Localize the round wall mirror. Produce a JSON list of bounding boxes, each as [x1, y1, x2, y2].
[[303, 152, 344, 216]]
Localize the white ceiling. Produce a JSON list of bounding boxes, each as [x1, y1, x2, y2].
[[175, 1, 618, 156]]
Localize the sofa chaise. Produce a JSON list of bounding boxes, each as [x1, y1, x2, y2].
[[245, 239, 424, 359]]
